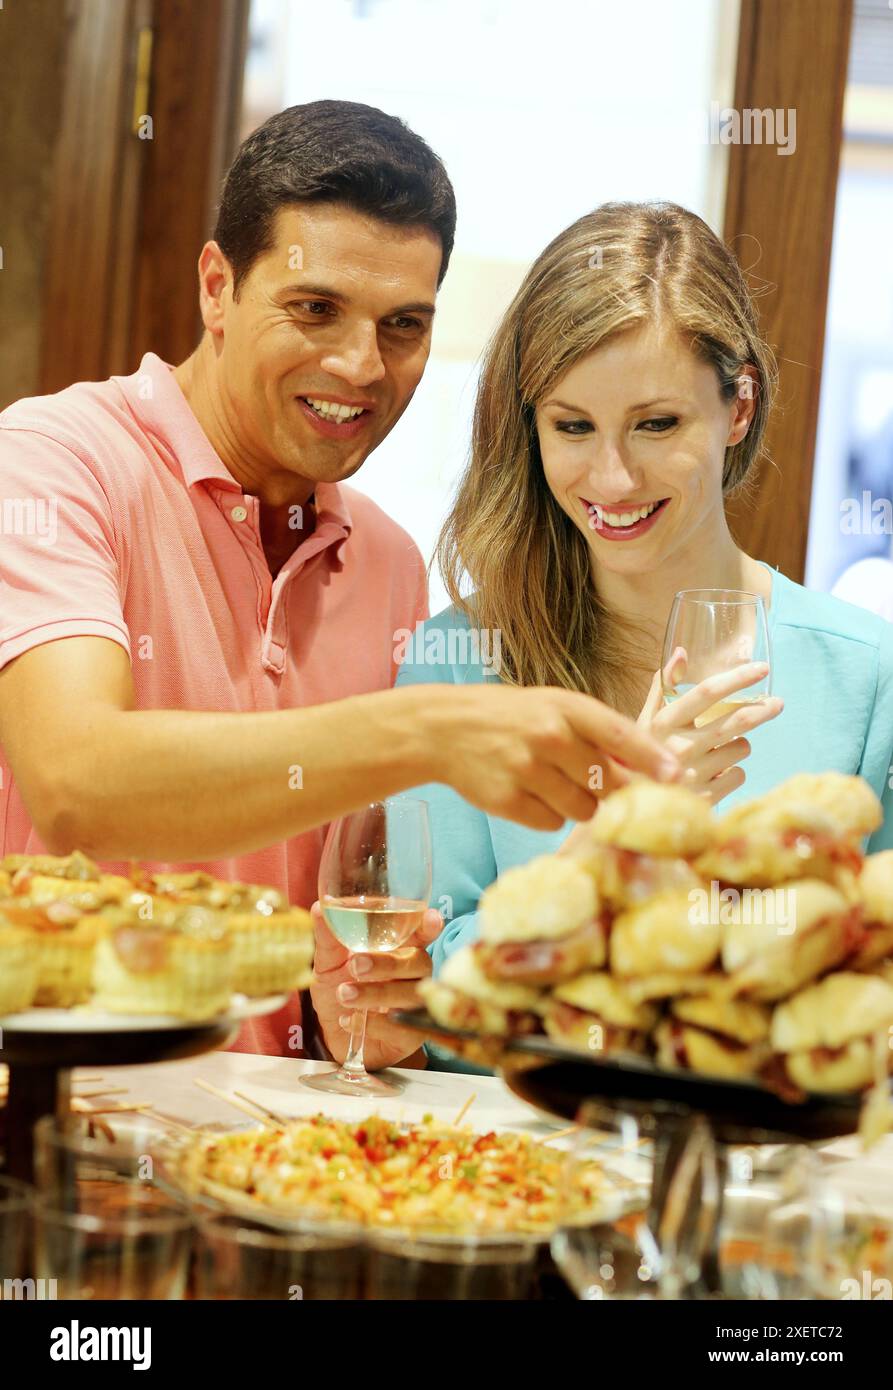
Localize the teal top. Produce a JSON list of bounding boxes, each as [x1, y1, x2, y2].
[[395, 564, 893, 989]]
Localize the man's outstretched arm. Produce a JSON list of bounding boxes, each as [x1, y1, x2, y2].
[[0, 636, 678, 860]]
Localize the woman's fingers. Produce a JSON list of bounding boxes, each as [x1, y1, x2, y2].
[[637, 666, 666, 728], [695, 694, 784, 747], [702, 764, 747, 805], [655, 661, 770, 730], [690, 736, 752, 782]]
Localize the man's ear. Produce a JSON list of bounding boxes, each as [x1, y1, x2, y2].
[[196, 240, 233, 337], [727, 364, 759, 446]]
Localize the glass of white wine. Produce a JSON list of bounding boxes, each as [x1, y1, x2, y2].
[[301, 797, 432, 1100], [661, 589, 771, 726]]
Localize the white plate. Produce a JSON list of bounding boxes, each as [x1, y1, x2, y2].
[[0, 993, 288, 1033]]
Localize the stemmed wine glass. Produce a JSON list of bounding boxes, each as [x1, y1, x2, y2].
[[301, 797, 432, 1099], [661, 589, 772, 724]]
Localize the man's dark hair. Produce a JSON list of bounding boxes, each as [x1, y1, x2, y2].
[[214, 100, 457, 297]]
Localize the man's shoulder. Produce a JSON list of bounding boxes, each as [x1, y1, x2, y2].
[[0, 375, 138, 479]]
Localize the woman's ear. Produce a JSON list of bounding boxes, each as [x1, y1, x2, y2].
[[727, 365, 759, 446]]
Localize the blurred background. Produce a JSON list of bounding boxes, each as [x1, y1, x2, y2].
[[1, 0, 891, 612]]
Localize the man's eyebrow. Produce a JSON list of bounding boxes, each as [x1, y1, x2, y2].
[[275, 284, 436, 316]]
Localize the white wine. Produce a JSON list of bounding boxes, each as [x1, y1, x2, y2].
[[321, 895, 427, 952], [692, 696, 764, 729], [664, 690, 766, 729]]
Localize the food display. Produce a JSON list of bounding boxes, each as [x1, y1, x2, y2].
[[0, 853, 315, 1020], [419, 774, 893, 1108], [169, 1113, 610, 1236]]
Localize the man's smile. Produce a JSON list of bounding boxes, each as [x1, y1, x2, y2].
[[296, 394, 376, 440]]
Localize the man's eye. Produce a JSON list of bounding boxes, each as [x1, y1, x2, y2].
[[555, 419, 593, 435], [639, 416, 678, 432], [385, 315, 424, 332], [293, 301, 332, 317]]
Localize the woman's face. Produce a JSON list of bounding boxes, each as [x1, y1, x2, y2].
[[535, 322, 755, 578]]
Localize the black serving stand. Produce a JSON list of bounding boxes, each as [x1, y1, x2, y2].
[[0, 1016, 241, 1183], [395, 1008, 873, 1295]]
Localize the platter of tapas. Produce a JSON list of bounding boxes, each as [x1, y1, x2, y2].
[[398, 773, 893, 1145]]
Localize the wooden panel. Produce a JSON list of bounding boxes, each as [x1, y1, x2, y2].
[[38, 0, 138, 393], [0, 0, 71, 409], [127, 0, 250, 371], [723, 0, 853, 581]]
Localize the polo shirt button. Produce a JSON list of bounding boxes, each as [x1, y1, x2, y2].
[[231, 505, 248, 522]]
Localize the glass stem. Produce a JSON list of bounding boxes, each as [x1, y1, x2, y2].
[[341, 1008, 368, 1076]]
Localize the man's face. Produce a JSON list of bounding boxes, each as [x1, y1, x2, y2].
[[210, 203, 442, 497]]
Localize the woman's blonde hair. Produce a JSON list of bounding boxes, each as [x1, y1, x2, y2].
[[436, 200, 778, 708]]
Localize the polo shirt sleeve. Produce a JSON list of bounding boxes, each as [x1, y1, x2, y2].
[[0, 426, 131, 672]]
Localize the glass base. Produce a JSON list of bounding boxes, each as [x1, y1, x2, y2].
[[300, 1067, 405, 1099]]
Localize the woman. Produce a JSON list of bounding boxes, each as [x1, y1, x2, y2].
[[396, 200, 893, 982]]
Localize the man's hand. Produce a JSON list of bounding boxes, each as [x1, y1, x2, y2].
[[430, 685, 681, 833], [309, 902, 443, 1071]]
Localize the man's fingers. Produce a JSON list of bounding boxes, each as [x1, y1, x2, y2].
[[416, 909, 443, 946], [337, 980, 427, 1013], [347, 945, 433, 984], [309, 903, 350, 976], [566, 695, 681, 782], [519, 764, 600, 824]]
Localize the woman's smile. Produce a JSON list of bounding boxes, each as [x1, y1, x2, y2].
[[580, 494, 671, 540]]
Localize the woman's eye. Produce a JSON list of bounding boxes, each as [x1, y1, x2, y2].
[[639, 416, 678, 433], [555, 419, 593, 435]]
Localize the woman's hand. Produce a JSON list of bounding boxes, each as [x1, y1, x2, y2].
[[309, 902, 443, 1071], [638, 654, 783, 805]]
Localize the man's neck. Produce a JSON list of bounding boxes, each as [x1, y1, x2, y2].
[[174, 340, 320, 577], [173, 340, 316, 512]]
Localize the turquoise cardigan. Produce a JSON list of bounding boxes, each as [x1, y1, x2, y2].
[[396, 563, 893, 983]]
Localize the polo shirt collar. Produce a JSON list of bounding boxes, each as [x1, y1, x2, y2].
[[117, 351, 354, 560], [118, 352, 239, 491]]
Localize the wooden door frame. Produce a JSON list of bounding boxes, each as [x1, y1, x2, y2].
[[723, 0, 854, 581], [37, 0, 249, 396]]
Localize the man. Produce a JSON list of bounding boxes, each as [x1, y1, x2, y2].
[[0, 101, 677, 1065]]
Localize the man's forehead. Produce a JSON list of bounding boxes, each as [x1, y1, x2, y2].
[[260, 203, 442, 289]]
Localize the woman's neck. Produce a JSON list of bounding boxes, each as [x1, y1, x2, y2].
[[592, 520, 772, 671]]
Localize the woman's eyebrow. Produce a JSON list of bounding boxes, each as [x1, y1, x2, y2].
[[541, 398, 589, 412], [541, 396, 681, 412]]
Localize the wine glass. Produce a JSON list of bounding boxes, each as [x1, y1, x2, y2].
[[301, 797, 432, 1099], [661, 589, 771, 726], [551, 1099, 721, 1299]]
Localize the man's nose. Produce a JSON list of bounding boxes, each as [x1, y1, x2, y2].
[[320, 322, 386, 387]]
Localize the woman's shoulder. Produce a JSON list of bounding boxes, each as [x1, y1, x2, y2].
[[771, 566, 893, 657], [394, 601, 503, 685]]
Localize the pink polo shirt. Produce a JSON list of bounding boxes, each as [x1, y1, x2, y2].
[[0, 352, 429, 1054]]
